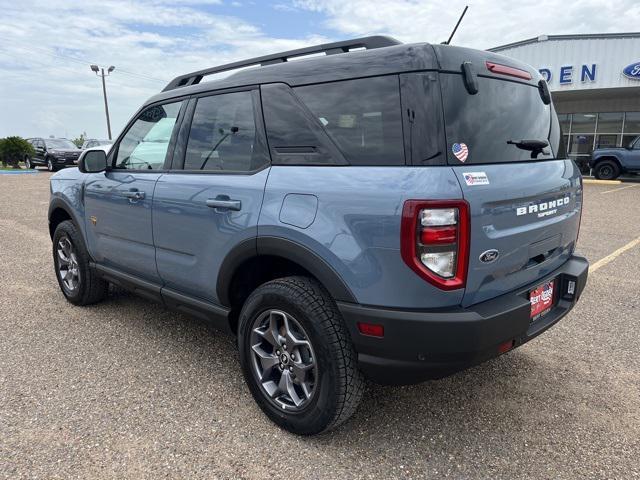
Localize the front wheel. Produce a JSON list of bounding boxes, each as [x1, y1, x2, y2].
[[52, 220, 108, 305], [47, 158, 57, 172], [238, 276, 364, 435], [594, 160, 620, 180], [24, 156, 33, 169]]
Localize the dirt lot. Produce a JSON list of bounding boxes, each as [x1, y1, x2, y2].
[[1, 172, 639, 479]]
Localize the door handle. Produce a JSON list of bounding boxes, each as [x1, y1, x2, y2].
[[206, 196, 242, 211], [124, 190, 145, 200]]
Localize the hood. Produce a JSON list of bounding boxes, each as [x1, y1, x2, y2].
[[51, 166, 83, 181], [593, 147, 624, 155]]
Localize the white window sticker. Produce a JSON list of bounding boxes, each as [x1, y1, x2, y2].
[[463, 172, 489, 186]]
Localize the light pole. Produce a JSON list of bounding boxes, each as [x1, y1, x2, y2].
[[90, 64, 115, 140]]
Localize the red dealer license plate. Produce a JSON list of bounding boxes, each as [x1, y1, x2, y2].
[[530, 280, 555, 321]]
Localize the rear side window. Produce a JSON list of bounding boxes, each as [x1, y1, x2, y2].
[[183, 91, 268, 172], [440, 74, 560, 164], [295, 76, 405, 166]]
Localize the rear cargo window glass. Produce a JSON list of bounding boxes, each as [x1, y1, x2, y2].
[[440, 74, 559, 164], [295, 76, 405, 166]]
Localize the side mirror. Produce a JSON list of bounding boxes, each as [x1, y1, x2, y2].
[[80, 150, 108, 173]]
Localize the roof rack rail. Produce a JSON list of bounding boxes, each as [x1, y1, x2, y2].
[[162, 35, 402, 92]]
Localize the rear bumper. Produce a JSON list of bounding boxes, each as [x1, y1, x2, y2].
[[338, 255, 588, 385]]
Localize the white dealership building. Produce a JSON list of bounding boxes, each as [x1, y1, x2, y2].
[[489, 33, 640, 168]]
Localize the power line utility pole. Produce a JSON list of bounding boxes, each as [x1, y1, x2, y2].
[[90, 65, 115, 140]]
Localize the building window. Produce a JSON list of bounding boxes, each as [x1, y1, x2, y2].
[[597, 112, 623, 133], [568, 134, 594, 155], [558, 114, 571, 134], [570, 113, 597, 134], [624, 112, 640, 134], [596, 134, 620, 148]]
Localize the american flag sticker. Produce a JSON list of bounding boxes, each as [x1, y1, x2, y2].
[[452, 143, 469, 162]]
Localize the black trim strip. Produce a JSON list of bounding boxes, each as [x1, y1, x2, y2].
[[91, 263, 231, 332]]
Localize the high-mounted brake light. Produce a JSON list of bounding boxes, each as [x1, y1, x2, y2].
[[486, 61, 532, 80], [401, 200, 470, 290]]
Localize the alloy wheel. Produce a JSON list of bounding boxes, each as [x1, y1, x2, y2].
[[599, 165, 613, 179], [47, 159, 53, 171], [57, 236, 80, 292], [249, 309, 317, 411]]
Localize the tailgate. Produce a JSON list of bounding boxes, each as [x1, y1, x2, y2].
[[454, 160, 582, 307]]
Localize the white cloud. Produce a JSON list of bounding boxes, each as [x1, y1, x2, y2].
[[2, 0, 639, 139], [294, 0, 640, 49], [0, 0, 329, 139]]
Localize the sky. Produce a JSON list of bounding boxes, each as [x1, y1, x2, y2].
[[1, 0, 639, 140]]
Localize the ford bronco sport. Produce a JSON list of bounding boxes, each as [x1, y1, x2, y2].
[[49, 36, 589, 435]]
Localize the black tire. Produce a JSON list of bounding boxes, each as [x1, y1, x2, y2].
[[238, 276, 364, 435], [47, 157, 57, 172], [24, 156, 33, 169], [594, 160, 620, 180], [52, 220, 108, 305]]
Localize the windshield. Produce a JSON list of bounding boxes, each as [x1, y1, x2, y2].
[[47, 139, 77, 149], [441, 74, 564, 164]]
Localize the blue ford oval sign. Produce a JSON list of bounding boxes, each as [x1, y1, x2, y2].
[[623, 62, 640, 80]]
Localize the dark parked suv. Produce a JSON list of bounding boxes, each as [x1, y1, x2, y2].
[[48, 36, 588, 435], [26, 138, 80, 171]]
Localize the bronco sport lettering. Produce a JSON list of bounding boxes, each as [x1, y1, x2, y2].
[[516, 195, 571, 217]]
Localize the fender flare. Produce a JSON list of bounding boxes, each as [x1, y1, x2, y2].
[[216, 236, 356, 307], [591, 153, 622, 167], [48, 197, 83, 238]]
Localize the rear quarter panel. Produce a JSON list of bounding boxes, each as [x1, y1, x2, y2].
[[259, 166, 465, 309]]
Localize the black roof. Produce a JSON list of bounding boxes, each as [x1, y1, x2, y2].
[[145, 37, 438, 107], [143, 36, 542, 108]]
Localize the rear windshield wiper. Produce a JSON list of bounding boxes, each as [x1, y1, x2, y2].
[[507, 139, 549, 159]]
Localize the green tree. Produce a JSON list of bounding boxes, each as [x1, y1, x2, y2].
[[72, 131, 87, 148], [0, 136, 35, 168]]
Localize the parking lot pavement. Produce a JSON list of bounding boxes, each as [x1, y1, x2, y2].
[[1, 172, 639, 480]]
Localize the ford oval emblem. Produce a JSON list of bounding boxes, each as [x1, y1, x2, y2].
[[479, 249, 499, 263], [622, 62, 640, 80]]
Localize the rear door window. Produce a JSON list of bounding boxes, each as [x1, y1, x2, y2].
[[183, 90, 269, 172], [440, 74, 561, 164], [294, 76, 405, 166]]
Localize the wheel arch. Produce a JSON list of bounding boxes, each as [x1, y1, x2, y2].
[[217, 236, 357, 331], [593, 155, 622, 169], [48, 198, 81, 239]]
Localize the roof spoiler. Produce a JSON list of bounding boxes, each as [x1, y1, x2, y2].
[[162, 35, 402, 92]]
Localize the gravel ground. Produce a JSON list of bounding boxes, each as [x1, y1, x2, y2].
[[1, 172, 639, 479]]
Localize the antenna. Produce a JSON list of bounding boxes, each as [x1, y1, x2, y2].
[[443, 5, 468, 45]]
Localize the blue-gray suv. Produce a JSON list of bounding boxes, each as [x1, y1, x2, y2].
[[48, 36, 589, 435], [589, 135, 640, 180]]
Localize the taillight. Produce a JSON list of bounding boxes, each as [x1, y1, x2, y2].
[[400, 200, 470, 290], [486, 61, 532, 80]]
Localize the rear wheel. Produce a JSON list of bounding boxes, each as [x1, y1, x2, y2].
[[594, 160, 620, 180], [238, 276, 364, 435], [24, 156, 33, 169], [52, 220, 108, 305]]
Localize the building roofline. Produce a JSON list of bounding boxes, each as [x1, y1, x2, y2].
[[489, 32, 640, 52]]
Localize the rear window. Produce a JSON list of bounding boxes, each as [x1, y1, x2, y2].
[[440, 74, 562, 164], [294, 76, 405, 166]]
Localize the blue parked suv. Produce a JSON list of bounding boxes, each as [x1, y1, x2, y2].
[[589, 135, 640, 180], [49, 36, 588, 435]]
